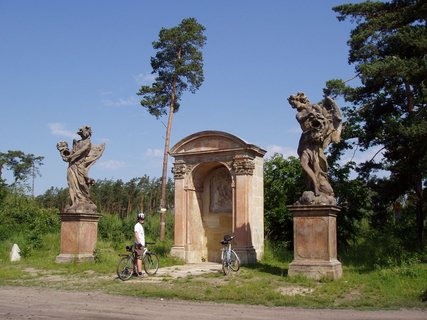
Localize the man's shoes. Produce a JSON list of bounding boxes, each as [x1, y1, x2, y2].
[[137, 272, 144, 277]]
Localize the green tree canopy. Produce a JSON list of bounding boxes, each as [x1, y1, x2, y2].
[[0, 151, 44, 184], [138, 17, 206, 118], [264, 154, 304, 244], [325, 0, 427, 249], [0, 151, 44, 197]]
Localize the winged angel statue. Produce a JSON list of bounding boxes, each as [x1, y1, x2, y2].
[[288, 92, 342, 205], [57, 125, 105, 213]]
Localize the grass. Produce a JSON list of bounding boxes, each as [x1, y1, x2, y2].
[[0, 234, 426, 309]]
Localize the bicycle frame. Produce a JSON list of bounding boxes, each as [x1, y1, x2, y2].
[[221, 242, 232, 264], [220, 235, 240, 275]]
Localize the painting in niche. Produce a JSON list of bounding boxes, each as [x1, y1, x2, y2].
[[209, 167, 232, 213]]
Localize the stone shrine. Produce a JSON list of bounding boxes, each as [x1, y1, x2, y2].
[[170, 131, 266, 264]]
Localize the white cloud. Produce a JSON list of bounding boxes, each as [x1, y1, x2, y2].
[[98, 160, 126, 170], [102, 97, 139, 107], [135, 72, 156, 85], [265, 145, 297, 159], [48, 123, 79, 139], [145, 148, 163, 158]]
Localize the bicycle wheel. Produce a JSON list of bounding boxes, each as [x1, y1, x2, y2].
[[116, 256, 134, 281], [229, 250, 240, 272], [143, 252, 159, 275], [222, 258, 231, 275], [221, 250, 231, 275]]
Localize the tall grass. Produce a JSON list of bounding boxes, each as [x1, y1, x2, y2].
[[339, 228, 424, 271]]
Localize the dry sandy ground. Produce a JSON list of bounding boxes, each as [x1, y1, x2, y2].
[[1, 286, 426, 320]]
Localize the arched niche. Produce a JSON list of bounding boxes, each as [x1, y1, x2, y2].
[[170, 131, 266, 264]]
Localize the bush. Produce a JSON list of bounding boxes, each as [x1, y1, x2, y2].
[[340, 226, 421, 269], [152, 239, 173, 257], [98, 213, 126, 243], [0, 192, 60, 256]]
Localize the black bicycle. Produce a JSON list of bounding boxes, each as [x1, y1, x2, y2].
[[116, 242, 159, 281]]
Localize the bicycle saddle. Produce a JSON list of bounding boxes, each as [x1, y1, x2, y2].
[[221, 235, 234, 244]]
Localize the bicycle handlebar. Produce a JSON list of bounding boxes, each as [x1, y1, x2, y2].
[[220, 235, 235, 244]]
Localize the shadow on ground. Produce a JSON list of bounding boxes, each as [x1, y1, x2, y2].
[[246, 262, 288, 277]]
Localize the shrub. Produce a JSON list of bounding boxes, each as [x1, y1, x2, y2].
[[340, 226, 421, 269], [98, 213, 125, 243], [153, 239, 173, 257], [0, 192, 60, 256]]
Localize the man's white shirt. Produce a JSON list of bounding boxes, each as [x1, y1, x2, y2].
[[134, 222, 145, 246]]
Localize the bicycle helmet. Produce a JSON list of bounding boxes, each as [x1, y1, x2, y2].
[[137, 212, 145, 220]]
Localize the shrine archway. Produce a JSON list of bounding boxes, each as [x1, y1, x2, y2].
[[170, 131, 266, 264]]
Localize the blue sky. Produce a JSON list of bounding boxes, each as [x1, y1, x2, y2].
[[1, 0, 367, 195]]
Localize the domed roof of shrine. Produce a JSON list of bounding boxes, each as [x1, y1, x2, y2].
[[169, 130, 265, 157]]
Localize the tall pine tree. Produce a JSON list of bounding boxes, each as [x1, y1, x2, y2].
[[137, 18, 206, 240], [325, 0, 427, 249]]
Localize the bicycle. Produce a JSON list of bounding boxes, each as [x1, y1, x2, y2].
[[116, 242, 159, 281], [220, 235, 240, 275]]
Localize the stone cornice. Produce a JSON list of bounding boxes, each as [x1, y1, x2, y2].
[[233, 156, 255, 175]]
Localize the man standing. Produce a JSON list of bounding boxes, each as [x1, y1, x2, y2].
[[134, 212, 146, 277]]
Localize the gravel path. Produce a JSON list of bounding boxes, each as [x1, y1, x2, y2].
[[1, 286, 426, 320]]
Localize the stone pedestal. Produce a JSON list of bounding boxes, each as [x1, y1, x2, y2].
[[56, 212, 101, 263], [288, 205, 342, 280]]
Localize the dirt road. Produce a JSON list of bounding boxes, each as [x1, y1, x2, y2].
[[0, 286, 426, 320]]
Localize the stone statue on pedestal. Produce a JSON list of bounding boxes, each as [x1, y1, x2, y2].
[[57, 125, 105, 213], [287, 93, 344, 279], [288, 92, 342, 205]]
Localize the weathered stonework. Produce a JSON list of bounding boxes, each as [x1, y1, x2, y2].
[[288, 205, 342, 280], [232, 155, 255, 175], [57, 125, 104, 214], [56, 212, 101, 263], [56, 125, 104, 263], [170, 131, 266, 265], [288, 93, 342, 205], [171, 160, 187, 179]]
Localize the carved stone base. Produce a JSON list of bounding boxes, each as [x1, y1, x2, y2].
[[288, 205, 343, 280], [56, 212, 101, 263], [234, 246, 257, 264], [170, 246, 186, 261], [288, 259, 343, 280], [55, 253, 98, 263]]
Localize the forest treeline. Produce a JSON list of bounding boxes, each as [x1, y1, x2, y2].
[[36, 176, 174, 218]]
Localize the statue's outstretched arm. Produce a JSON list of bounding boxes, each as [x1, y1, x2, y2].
[[68, 140, 91, 162]]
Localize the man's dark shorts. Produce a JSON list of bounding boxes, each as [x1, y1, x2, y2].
[[135, 244, 145, 259]]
